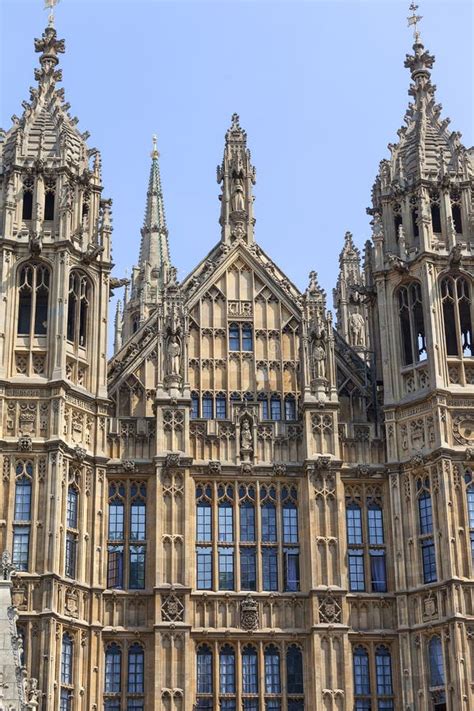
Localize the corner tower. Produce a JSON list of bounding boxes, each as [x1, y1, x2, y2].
[[367, 9, 474, 711], [0, 14, 112, 709]]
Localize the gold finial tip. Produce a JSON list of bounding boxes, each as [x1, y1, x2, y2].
[[407, 1, 423, 39], [44, 0, 60, 27], [151, 134, 159, 159]]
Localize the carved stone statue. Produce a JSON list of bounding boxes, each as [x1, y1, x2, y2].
[[240, 418, 253, 451], [231, 176, 245, 212], [349, 312, 366, 347], [166, 334, 181, 377], [312, 338, 326, 380]]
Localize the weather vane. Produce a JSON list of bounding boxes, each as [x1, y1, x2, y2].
[[407, 2, 423, 41], [44, 0, 60, 28], [151, 135, 160, 159]]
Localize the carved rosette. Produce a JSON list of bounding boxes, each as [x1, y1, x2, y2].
[[240, 594, 258, 631]]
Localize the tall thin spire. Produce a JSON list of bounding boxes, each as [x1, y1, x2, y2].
[[138, 135, 170, 280]]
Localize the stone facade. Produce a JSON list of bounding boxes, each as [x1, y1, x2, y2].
[[0, 11, 473, 711]]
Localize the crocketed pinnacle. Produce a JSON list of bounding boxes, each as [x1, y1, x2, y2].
[[138, 135, 170, 276]]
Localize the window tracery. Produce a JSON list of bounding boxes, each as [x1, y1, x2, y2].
[[397, 281, 426, 366], [60, 632, 74, 711], [353, 644, 394, 711], [345, 485, 387, 593], [417, 477, 437, 584], [12, 459, 33, 572], [440, 274, 473, 358], [107, 481, 147, 590]]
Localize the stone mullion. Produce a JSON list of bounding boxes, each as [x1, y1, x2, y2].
[[213, 639, 219, 704], [436, 463, 454, 583], [389, 469, 405, 591], [235, 480, 241, 592], [51, 249, 67, 381], [44, 452, 56, 573], [310, 632, 321, 711], [276, 483, 284, 592], [281, 641, 288, 711], [235, 638, 242, 709], [256, 480, 262, 591], [29, 457, 40, 574], [258, 640, 265, 708], [335, 473, 346, 590], [77, 472, 87, 584], [406, 477, 418, 589], [374, 275, 395, 406], [212, 481, 218, 591]]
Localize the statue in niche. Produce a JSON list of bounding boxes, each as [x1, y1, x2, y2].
[[349, 312, 366, 347], [166, 333, 181, 378], [231, 174, 245, 213], [311, 333, 327, 380], [240, 418, 253, 461]]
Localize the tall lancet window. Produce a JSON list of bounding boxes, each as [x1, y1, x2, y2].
[[397, 281, 426, 365], [60, 633, 74, 711], [67, 271, 91, 347], [17, 262, 50, 337], [428, 636, 446, 710], [22, 176, 34, 220], [440, 274, 473, 357]]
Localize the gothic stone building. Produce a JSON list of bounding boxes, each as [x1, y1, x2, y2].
[[0, 13, 473, 711]]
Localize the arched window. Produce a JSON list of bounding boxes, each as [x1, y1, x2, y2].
[[264, 645, 281, 695], [240, 486, 256, 591], [219, 645, 236, 701], [60, 633, 74, 711], [105, 643, 122, 694], [229, 323, 240, 350], [127, 644, 144, 694], [397, 281, 426, 365], [202, 393, 213, 419], [367, 502, 387, 592], [242, 645, 258, 707], [451, 190, 463, 234], [353, 646, 371, 709], [191, 392, 199, 419], [12, 461, 33, 572], [67, 486, 78, 529], [270, 394, 281, 421], [410, 195, 420, 240], [428, 636, 445, 688], [440, 274, 473, 357], [22, 176, 34, 220], [215, 392, 227, 419], [286, 645, 303, 696], [196, 485, 213, 590], [346, 501, 364, 591], [431, 203, 442, 234], [242, 325, 253, 351], [65, 485, 78, 579], [218, 486, 234, 590], [258, 391, 269, 420], [375, 646, 394, 708], [107, 483, 125, 589], [284, 394, 297, 421], [417, 478, 437, 584], [17, 263, 50, 336], [67, 271, 90, 347], [129, 483, 146, 590], [196, 644, 213, 708], [261, 486, 278, 591], [282, 487, 299, 592], [44, 177, 56, 221]]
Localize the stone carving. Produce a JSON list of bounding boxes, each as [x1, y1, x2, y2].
[[122, 459, 136, 472], [240, 594, 258, 630], [318, 594, 342, 624], [231, 175, 245, 213], [208, 460, 222, 475], [311, 335, 326, 380], [74, 445, 87, 462], [17, 434, 32, 452], [348, 312, 366, 347], [240, 417, 253, 462], [166, 333, 181, 379], [161, 593, 184, 622], [1, 551, 15, 581]]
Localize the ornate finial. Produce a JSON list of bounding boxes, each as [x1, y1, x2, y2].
[[231, 113, 240, 129], [44, 0, 60, 28], [151, 134, 159, 160], [407, 2, 423, 42]]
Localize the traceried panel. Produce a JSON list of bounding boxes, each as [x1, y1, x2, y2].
[[188, 256, 302, 463]]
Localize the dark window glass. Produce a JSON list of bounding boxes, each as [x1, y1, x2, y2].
[[12, 527, 29, 571], [202, 394, 213, 419], [65, 532, 77, 578], [61, 634, 73, 685], [431, 203, 441, 233], [67, 487, 78, 529], [240, 547, 256, 590], [34, 268, 49, 335], [418, 492, 433, 534], [421, 540, 437, 583], [130, 500, 146, 540], [441, 277, 458, 355], [375, 646, 393, 696], [348, 549, 365, 591], [216, 394, 227, 419], [127, 644, 144, 693], [242, 646, 258, 693], [14, 477, 31, 520], [107, 545, 124, 588], [218, 547, 234, 590], [452, 204, 463, 234], [262, 503, 277, 542], [197, 503, 212, 541], [262, 548, 278, 591], [219, 645, 235, 693], [129, 545, 145, 588], [467, 485, 474, 529], [353, 646, 370, 696], [370, 550, 387, 592], [285, 396, 297, 421], [197, 645, 213, 694], [196, 547, 212, 589], [242, 325, 253, 352], [60, 688, 71, 711], [109, 500, 124, 540], [283, 548, 300, 592], [229, 324, 240, 351], [270, 396, 281, 421], [105, 644, 122, 693], [218, 503, 233, 542], [264, 646, 281, 693], [429, 636, 445, 687], [261, 397, 269, 420], [44, 191, 55, 220], [191, 393, 199, 419], [367, 504, 384, 544], [286, 646, 303, 694], [240, 502, 255, 541], [412, 206, 419, 238], [346, 503, 363, 545], [22, 190, 33, 220], [282, 504, 298, 543]]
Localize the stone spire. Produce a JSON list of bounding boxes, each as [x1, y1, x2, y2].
[[217, 113, 256, 245], [138, 136, 170, 284], [333, 232, 369, 351]]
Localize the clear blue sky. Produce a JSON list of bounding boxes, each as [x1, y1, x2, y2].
[[1, 0, 473, 345]]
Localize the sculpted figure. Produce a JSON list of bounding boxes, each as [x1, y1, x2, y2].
[[349, 312, 366, 347], [166, 334, 181, 376], [312, 338, 326, 379], [231, 176, 245, 212], [241, 419, 253, 450]]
